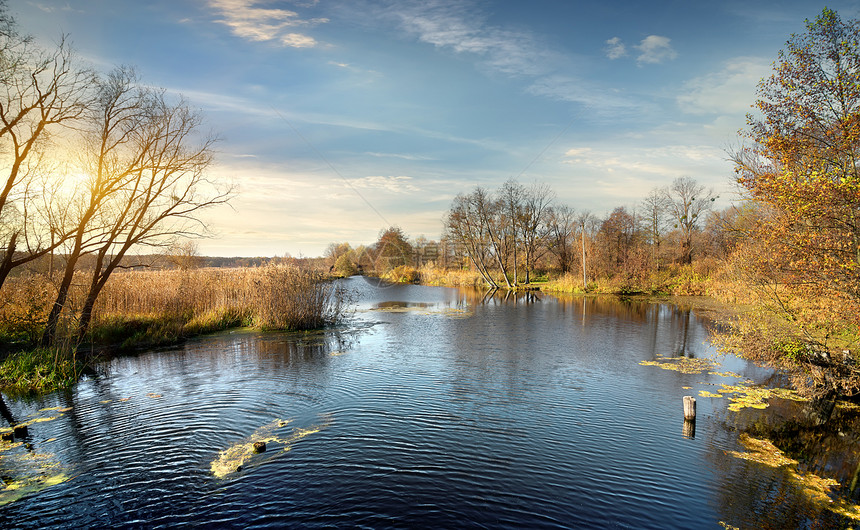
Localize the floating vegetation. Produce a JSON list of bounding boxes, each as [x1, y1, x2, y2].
[[727, 434, 860, 521], [698, 390, 723, 398], [0, 434, 71, 506], [708, 371, 742, 379], [0, 411, 64, 438], [369, 303, 472, 318], [38, 407, 72, 413], [728, 434, 798, 467], [211, 415, 332, 479], [639, 356, 719, 374], [718, 383, 806, 412]]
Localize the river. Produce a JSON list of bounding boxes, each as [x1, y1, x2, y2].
[[0, 276, 856, 528]]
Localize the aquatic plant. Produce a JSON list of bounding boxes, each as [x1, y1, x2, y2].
[[728, 433, 860, 521], [211, 415, 332, 479]]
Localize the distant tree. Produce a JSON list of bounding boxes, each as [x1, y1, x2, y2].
[[324, 242, 352, 268], [597, 207, 638, 273], [546, 205, 577, 273], [374, 226, 413, 272], [333, 253, 358, 276], [168, 240, 202, 270], [641, 188, 669, 270], [445, 188, 499, 288], [663, 176, 715, 264], [518, 182, 554, 283]]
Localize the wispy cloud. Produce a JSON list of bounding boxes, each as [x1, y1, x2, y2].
[[527, 75, 639, 115], [605, 37, 626, 59], [348, 176, 420, 194], [365, 152, 435, 161], [563, 144, 722, 176], [207, 0, 328, 48], [635, 35, 677, 65], [390, 0, 556, 77], [677, 57, 769, 115]]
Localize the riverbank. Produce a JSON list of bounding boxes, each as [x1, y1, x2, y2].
[[0, 265, 347, 394]]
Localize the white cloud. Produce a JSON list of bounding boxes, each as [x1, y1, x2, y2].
[[207, 0, 328, 47], [605, 37, 626, 59], [635, 35, 677, 65], [677, 57, 770, 115]]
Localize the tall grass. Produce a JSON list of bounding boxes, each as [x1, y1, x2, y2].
[[1, 264, 348, 351]]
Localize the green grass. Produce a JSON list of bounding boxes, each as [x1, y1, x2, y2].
[[0, 348, 83, 395]]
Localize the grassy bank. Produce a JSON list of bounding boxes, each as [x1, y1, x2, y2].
[[0, 265, 347, 394]]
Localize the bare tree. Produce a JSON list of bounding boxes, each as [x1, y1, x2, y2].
[[74, 71, 230, 341], [546, 204, 577, 273], [41, 67, 231, 345], [663, 176, 716, 264], [518, 182, 554, 284], [0, 7, 94, 290], [576, 211, 598, 289], [641, 187, 669, 270], [445, 188, 498, 288], [498, 179, 524, 285]]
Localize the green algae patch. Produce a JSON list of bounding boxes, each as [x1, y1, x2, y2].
[[211, 415, 332, 479], [727, 434, 860, 521], [639, 356, 719, 374], [0, 472, 71, 507], [0, 438, 71, 506]]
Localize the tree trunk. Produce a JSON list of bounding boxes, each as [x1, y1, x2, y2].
[[41, 253, 79, 347], [0, 232, 17, 292]]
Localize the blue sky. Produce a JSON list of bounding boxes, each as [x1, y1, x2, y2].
[[13, 0, 860, 257]]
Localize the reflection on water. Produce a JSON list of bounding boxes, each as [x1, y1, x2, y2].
[[0, 277, 856, 528]]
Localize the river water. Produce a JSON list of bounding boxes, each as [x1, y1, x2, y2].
[[0, 277, 856, 528]]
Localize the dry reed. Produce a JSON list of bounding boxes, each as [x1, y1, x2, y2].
[[1, 264, 347, 347]]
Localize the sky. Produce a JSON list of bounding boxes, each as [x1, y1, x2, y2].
[[12, 0, 860, 257]]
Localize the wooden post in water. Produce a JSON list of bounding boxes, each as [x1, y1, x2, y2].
[[683, 396, 696, 420]]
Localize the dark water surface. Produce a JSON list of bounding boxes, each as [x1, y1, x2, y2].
[[0, 277, 854, 528]]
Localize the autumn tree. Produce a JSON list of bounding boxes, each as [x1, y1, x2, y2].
[[373, 226, 413, 272], [596, 207, 638, 274], [728, 7, 860, 397]]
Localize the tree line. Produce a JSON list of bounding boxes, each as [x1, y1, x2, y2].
[[443, 176, 718, 289], [325, 174, 726, 292], [0, 3, 231, 347]]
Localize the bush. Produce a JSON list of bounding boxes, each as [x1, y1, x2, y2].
[[383, 265, 419, 284]]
